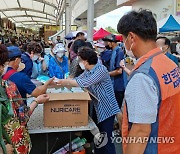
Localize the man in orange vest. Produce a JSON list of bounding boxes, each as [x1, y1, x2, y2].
[[117, 10, 180, 154]]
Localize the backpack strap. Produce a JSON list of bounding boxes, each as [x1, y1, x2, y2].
[[2, 69, 17, 80]]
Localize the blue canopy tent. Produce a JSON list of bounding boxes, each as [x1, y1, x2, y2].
[[159, 15, 180, 33]]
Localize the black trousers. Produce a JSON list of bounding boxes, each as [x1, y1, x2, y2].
[[114, 91, 125, 110]]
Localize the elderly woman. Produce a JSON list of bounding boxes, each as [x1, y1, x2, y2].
[[49, 43, 69, 79], [56, 46, 120, 154], [0, 44, 49, 154]]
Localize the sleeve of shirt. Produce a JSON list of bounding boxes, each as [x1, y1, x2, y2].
[[115, 49, 124, 69], [75, 70, 86, 79], [75, 66, 107, 88], [125, 73, 159, 124], [44, 55, 49, 68], [31, 62, 38, 79], [21, 75, 36, 95], [38, 62, 42, 75]]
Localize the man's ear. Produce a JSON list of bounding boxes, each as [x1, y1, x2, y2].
[[165, 45, 169, 50], [15, 58, 19, 63], [129, 32, 140, 44]]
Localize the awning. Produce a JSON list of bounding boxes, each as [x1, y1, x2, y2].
[[0, 0, 65, 27]]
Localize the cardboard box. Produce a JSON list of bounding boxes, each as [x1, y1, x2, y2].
[[44, 89, 91, 127]]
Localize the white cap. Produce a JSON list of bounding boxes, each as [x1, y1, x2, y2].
[[53, 43, 66, 54]]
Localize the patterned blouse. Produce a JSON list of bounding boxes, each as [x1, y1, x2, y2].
[[0, 78, 32, 154], [2, 79, 32, 126]]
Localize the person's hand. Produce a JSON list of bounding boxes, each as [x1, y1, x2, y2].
[[52, 77, 59, 84], [120, 59, 125, 69], [35, 94, 50, 104], [39, 57, 44, 62], [45, 77, 55, 86], [57, 79, 65, 85], [56, 79, 69, 86], [6, 144, 14, 154]]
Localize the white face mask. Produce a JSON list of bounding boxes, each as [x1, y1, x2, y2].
[[79, 62, 85, 70], [56, 52, 64, 58], [32, 55, 39, 61], [17, 62, 25, 72], [124, 35, 135, 58], [126, 48, 135, 58]]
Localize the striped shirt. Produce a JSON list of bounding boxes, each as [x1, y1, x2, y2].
[[75, 63, 120, 123]]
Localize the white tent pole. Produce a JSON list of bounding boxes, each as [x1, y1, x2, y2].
[[65, 0, 71, 35], [87, 0, 94, 42]]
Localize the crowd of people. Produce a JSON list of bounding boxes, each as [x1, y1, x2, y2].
[[0, 9, 180, 154]]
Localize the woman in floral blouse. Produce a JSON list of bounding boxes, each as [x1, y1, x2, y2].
[[0, 44, 50, 154]]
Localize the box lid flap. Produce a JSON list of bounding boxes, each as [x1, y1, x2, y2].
[[47, 92, 91, 101]]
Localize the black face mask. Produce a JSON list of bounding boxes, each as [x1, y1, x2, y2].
[[105, 45, 112, 50]]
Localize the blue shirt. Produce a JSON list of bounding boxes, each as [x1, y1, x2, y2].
[[75, 63, 120, 123], [109, 46, 125, 92], [21, 52, 33, 78], [49, 56, 69, 79], [100, 49, 112, 70], [31, 55, 50, 79], [166, 52, 179, 66], [7, 67, 36, 104]]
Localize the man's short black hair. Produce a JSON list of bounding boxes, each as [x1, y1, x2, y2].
[[76, 32, 85, 38], [78, 46, 98, 65], [156, 36, 171, 47], [117, 9, 157, 41]]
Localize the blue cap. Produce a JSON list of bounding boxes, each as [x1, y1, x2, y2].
[[7, 46, 22, 59]]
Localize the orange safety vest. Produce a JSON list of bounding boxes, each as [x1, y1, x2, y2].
[[122, 48, 180, 154]]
